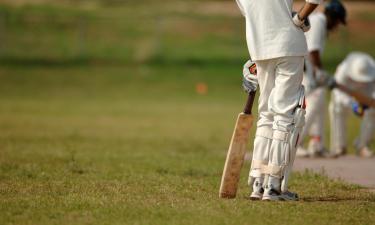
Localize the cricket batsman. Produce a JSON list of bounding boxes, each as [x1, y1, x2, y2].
[[329, 52, 375, 157], [297, 0, 347, 157], [236, 0, 321, 201]]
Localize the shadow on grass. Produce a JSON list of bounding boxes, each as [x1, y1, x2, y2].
[[242, 195, 374, 203], [301, 196, 362, 202]]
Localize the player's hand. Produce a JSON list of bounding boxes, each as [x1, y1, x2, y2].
[[326, 76, 337, 90], [352, 102, 369, 117], [243, 59, 258, 93], [292, 12, 311, 32], [315, 69, 329, 86]]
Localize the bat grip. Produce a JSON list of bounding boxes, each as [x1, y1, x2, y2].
[[243, 91, 256, 115]]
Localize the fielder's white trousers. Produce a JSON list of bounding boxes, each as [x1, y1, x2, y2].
[[250, 56, 304, 178], [329, 90, 375, 152], [300, 83, 326, 144]]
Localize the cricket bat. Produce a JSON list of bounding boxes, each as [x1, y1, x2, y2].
[[335, 82, 375, 108], [219, 91, 256, 198]]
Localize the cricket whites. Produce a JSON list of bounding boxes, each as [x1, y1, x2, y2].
[[335, 82, 375, 108]]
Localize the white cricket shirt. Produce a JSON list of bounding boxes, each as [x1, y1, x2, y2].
[[303, 12, 327, 80], [334, 52, 375, 105], [305, 12, 327, 55], [236, 0, 322, 61]]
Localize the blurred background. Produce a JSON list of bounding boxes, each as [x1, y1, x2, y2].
[[0, 0, 373, 151], [0, 0, 374, 65], [0, 0, 375, 223]]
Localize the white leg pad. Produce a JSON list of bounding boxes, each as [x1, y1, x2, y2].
[[329, 95, 349, 151], [357, 108, 375, 149], [264, 163, 284, 178], [248, 126, 273, 186], [266, 87, 306, 192]]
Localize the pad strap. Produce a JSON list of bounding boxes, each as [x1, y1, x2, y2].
[[251, 160, 284, 178], [273, 130, 289, 142], [264, 164, 284, 178], [256, 126, 273, 139], [250, 160, 268, 176]]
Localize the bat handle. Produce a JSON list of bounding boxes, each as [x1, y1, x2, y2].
[[243, 91, 256, 115]]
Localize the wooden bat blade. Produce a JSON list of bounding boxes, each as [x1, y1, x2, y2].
[[219, 112, 254, 198]]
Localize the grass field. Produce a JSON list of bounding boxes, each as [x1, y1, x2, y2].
[[0, 1, 375, 224]]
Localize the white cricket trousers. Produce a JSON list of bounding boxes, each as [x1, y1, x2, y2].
[[250, 56, 304, 178], [329, 90, 375, 152], [300, 84, 326, 143]]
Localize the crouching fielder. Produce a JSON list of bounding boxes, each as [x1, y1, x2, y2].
[[236, 0, 321, 201], [329, 52, 375, 157]]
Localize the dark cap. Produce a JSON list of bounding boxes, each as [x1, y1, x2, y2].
[[325, 0, 347, 25]]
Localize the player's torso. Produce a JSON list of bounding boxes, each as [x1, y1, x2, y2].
[[334, 54, 375, 103], [238, 0, 307, 60], [303, 13, 328, 83], [305, 12, 328, 55]]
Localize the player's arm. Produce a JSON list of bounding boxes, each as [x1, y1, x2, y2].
[[332, 82, 375, 108], [298, 1, 321, 20], [307, 10, 328, 85], [310, 50, 322, 69], [327, 64, 375, 108], [310, 50, 328, 85], [293, 1, 321, 32]]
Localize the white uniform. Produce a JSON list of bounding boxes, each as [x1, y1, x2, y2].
[[300, 12, 328, 149], [236, 0, 321, 192], [236, 0, 309, 61], [329, 52, 375, 153]]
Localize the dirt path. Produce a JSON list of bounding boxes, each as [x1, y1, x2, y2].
[[293, 155, 375, 188]]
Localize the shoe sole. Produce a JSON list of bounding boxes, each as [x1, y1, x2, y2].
[[249, 193, 262, 201], [262, 195, 299, 201], [262, 195, 281, 201]]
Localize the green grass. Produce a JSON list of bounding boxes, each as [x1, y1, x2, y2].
[[1, 64, 375, 225], [0, 1, 375, 224]]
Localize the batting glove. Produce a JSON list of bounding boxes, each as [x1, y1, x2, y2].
[[292, 12, 311, 32], [326, 77, 337, 90], [352, 102, 369, 117], [243, 59, 258, 93]]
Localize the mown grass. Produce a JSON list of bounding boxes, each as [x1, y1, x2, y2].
[[0, 1, 375, 224]]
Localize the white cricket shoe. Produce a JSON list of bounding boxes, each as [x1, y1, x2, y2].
[[331, 147, 347, 158], [262, 184, 299, 201], [357, 146, 373, 158], [249, 179, 264, 200], [353, 139, 373, 158], [307, 139, 328, 158]]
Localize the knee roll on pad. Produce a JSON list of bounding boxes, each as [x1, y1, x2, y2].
[[255, 126, 273, 140], [248, 160, 268, 186]]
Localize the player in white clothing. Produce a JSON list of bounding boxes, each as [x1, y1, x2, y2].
[[329, 52, 375, 157], [236, 0, 321, 201], [297, 0, 347, 157]]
